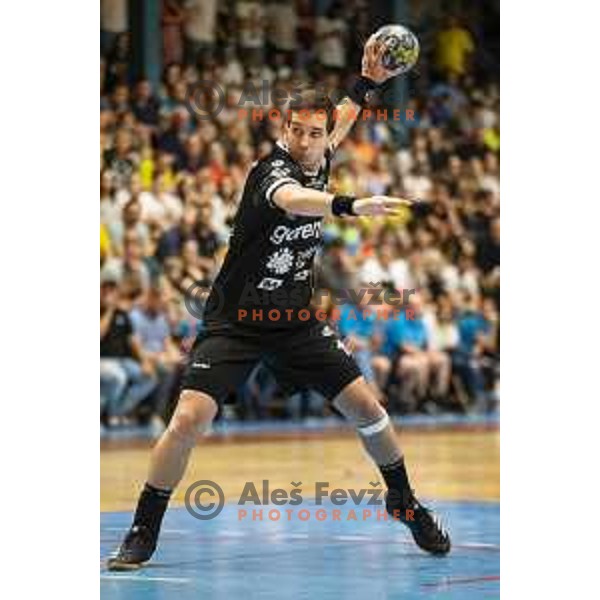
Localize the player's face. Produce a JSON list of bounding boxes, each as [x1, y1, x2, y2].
[[284, 112, 329, 171]]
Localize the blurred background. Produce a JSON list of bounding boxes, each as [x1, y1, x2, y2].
[[100, 0, 500, 436]]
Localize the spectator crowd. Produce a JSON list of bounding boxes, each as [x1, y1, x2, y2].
[[100, 0, 499, 430]]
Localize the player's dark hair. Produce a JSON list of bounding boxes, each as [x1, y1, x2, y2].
[[287, 86, 334, 133]]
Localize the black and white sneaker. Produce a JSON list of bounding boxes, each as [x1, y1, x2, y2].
[[387, 497, 451, 556], [106, 525, 157, 571]]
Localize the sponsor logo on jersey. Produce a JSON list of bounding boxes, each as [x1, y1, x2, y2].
[[256, 277, 284, 291], [266, 247, 295, 275], [270, 221, 322, 245], [294, 269, 311, 281]]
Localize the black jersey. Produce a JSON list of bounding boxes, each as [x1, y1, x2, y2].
[[203, 142, 331, 334]]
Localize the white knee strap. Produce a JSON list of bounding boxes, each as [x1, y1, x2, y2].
[[357, 413, 390, 436]]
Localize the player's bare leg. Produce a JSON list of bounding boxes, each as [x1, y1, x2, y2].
[[148, 390, 218, 489], [333, 376, 451, 555], [107, 390, 218, 570]]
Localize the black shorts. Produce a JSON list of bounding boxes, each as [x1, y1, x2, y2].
[[180, 321, 363, 403]]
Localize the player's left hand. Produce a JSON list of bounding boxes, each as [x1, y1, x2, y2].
[[361, 39, 395, 84], [353, 195, 415, 217]]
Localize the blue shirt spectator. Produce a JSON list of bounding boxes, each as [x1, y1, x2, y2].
[[337, 303, 382, 384], [457, 310, 490, 355], [130, 306, 172, 354], [384, 310, 428, 356], [337, 303, 377, 340]]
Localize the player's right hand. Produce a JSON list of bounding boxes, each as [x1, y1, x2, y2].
[[353, 195, 415, 216], [361, 39, 395, 85]]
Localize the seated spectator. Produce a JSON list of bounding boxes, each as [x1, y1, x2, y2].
[[453, 293, 492, 412], [423, 296, 457, 407], [480, 296, 500, 410], [240, 363, 279, 420], [101, 229, 153, 291], [359, 241, 411, 291], [403, 163, 433, 202], [100, 223, 112, 263], [384, 294, 449, 413], [286, 388, 327, 421], [157, 109, 189, 164], [180, 239, 210, 288], [103, 128, 135, 189], [139, 172, 184, 227], [100, 277, 158, 425], [195, 202, 221, 270], [425, 296, 460, 355], [156, 204, 199, 262], [434, 16, 475, 79], [211, 175, 239, 240], [440, 241, 481, 298], [130, 287, 182, 426], [100, 169, 120, 227], [337, 294, 389, 403], [107, 197, 150, 257], [177, 134, 206, 174], [317, 238, 356, 291], [132, 79, 161, 126], [477, 217, 500, 302]]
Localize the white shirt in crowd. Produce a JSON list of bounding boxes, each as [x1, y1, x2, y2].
[[440, 263, 480, 297], [265, 1, 297, 51], [480, 174, 500, 201], [315, 17, 347, 68], [403, 173, 432, 201], [236, 2, 265, 49], [209, 194, 231, 242], [423, 310, 460, 352], [359, 257, 413, 292], [220, 58, 245, 87], [184, 0, 218, 44], [113, 188, 183, 227], [100, 197, 121, 227], [138, 191, 183, 226], [395, 149, 413, 177], [101, 0, 127, 33], [101, 257, 151, 291]]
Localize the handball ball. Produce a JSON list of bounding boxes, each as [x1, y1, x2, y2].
[[369, 24, 420, 76]]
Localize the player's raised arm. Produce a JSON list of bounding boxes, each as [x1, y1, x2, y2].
[[328, 39, 396, 152], [273, 183, 415, 218]]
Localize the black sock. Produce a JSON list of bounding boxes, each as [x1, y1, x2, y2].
[[132, 483, 172, 535], [379, 458, 416, 510]]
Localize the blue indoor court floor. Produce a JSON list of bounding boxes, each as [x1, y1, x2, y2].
[[100, 499, 499, 599]]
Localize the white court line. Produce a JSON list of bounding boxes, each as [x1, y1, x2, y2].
[[454, 542, 500, 550], [101, 575, 191, 583]]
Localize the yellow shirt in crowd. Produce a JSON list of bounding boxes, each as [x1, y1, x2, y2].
[[100, 224, 111, 260], [435, 26, 474, 76]]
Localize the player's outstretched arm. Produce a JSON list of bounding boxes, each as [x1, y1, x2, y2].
[[273, 183, 415, 218], [328, 40, 395, 152]]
